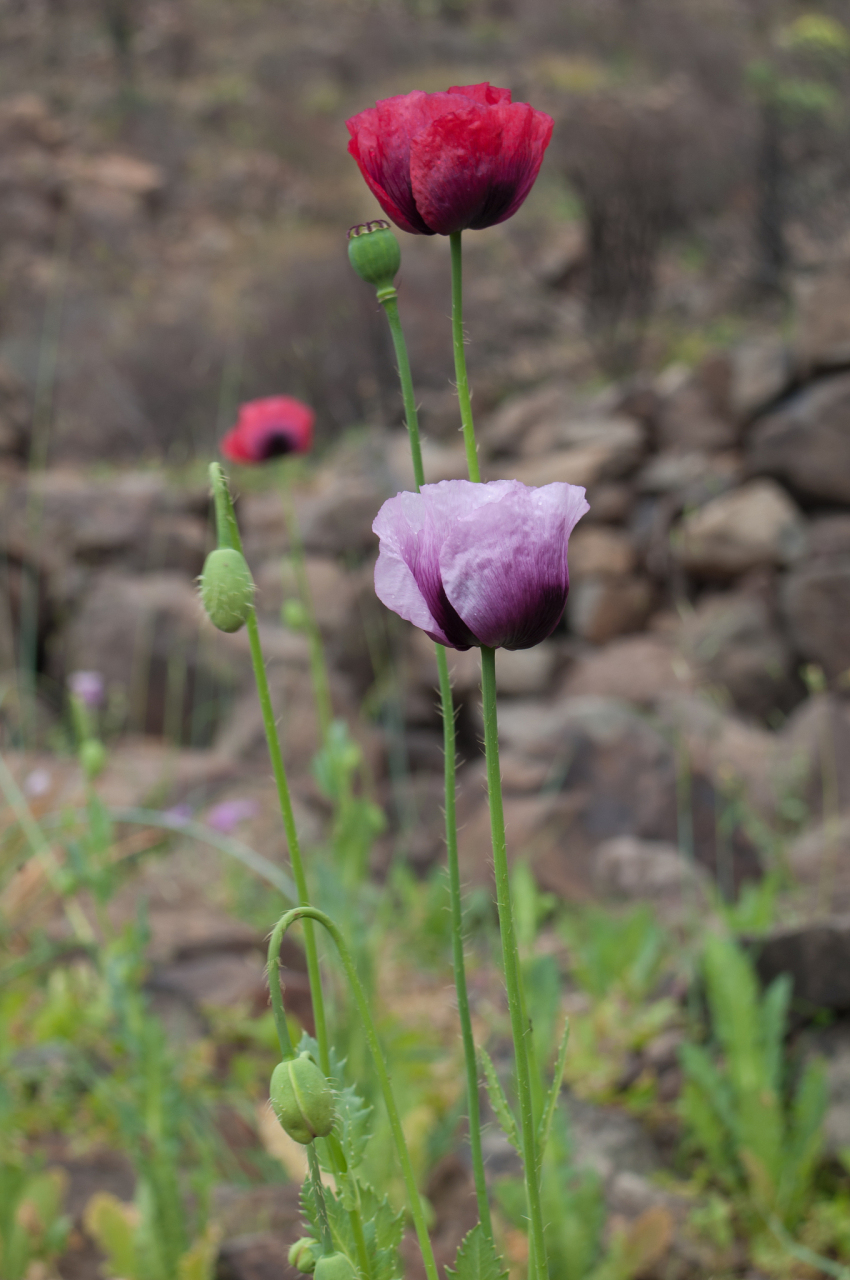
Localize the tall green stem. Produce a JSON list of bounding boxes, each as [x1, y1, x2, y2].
[[212, 464, 371, 1277], [380, 288, 492, 1240], [480, 646, 547, 1277], [449, 231, 481, 483], [270, 906, 441, 1280]]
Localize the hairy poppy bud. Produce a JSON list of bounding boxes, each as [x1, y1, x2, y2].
[[314, 1253, 357, 1280], [199, 547, 255, 633], [347, 221, 401, 300], [80, 739, 107, 780], [289, 1238, 320, 1274], [270, 1053, 335, 1145]]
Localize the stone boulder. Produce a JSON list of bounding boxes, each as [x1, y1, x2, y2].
[[754, 917, 850, 1011], [500, 414, 645, 489], [679, 590, 800, 719], [747, 373, 850, 505], [794, 261, 850, 372], [673, 479, 805, 578], [782, 555, 850, 683]]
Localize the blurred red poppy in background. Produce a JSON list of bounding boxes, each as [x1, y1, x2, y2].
[[346, 83, 553, 237], [220, 397, 314, 463]]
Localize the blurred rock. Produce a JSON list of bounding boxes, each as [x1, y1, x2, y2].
[[794, 262, 850, 372], [782, 555, 850, 683], [387, 431, 468, 487], [583, 482, 634, 523], [747, 373, 850, 505], [560, 636, 690, 705], [567, 575, 655, 644], [774, 694, 850, 820], [673, 479, 806, 578], [55, 571, 244, 740], [297, 474, 386, 557], [655, 363, 736, 452], [593, 835, 708, 906], [680, 589, 799, 719], [502, 415, 645, 488], [787, 816, 850, 909], [754, 918, 850, 1011], [569, 526, 636, 578], [729, 335, 792, 420]]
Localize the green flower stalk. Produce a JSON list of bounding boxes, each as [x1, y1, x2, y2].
[[349, 220, 493, 1244]]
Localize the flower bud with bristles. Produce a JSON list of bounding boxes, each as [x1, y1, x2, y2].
[[270, 1053, 335, 1145], [313, 1253, 358, 1280], [199, 547, 255, 633], [289, 1238, 320, 1274]]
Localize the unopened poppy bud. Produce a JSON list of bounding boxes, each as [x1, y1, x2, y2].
[[347, 221, 400, 299], [314, 1253, 357, 1280], [80, 739, 106, 780], [282, 598, 308, 631], [270, 1053, 335, 1145], [199, 548, 255, 633], [288, 1238, 320, 1274]]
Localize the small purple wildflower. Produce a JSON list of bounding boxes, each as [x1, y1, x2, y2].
[[205, 798, 259, 834], [162, 803, 193, 827], [23, 768, 52, 797], [68, 670, 105, 708], [373, 479, 589, 650]]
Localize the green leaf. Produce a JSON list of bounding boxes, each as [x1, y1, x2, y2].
[[478, 1047, 520, 1153], [334, 1084, 373, 1173], [536, 1016, 570, 1164], [446, 1225, 508, 1280]]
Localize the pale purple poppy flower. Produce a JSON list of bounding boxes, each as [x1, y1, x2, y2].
[[206, 798, 259, 834], [373, 479, 589, 650], [24, 768, 52, 797], [68, 670, 105, 708]]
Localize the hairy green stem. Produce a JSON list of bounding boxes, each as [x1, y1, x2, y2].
[[449, 231, 481, 483], [308, 1144, 334, 1256], [381, 294, 425, 489], [436, 646, 492, 1239], [480, 646, 546, 1277], [211, 464, 370, 1277], [379, 287, 492, 1240], [209, 464, 329, 1069], [269, 906, 441, 1280]]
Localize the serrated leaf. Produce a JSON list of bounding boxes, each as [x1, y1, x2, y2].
[[334, 1084, 373, 1172], [446, 1225, 508, 1280], [536, 1016, 570, 1166], [478, 1048, 520, 1153]]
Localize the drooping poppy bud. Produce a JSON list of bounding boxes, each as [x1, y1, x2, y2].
[[270, 1053, 335, 1145], [289, 1238, 320, 1274], [313, 1253, 358, 1280], [221, 396, 314, 464], [373, 479, 589, 650], [80, 739, 107, 780], [347, 83, 553, 237], [347, 220, 401, 300], [199, 547, 255, 633]]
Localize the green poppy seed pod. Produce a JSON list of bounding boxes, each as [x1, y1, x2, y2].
[[269, 1053, 335, 1145], [313, 1253, 358, 1280], [199, 547, 255, 633], [288, 1238, 320, 1274], [347, 221, 400, 300], [282, 598, 308, 631]]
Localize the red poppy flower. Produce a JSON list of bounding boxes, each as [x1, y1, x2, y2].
[[220, 397, 314, 463], [346, 83, 553, 237]]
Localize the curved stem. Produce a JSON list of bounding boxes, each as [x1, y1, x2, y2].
[[380, 291, 493, 1242], [480, 646, 546, 1277], [449, 231, 481, 483], [209, 463, 330, 1072], [269, 905, 440, 1280]]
